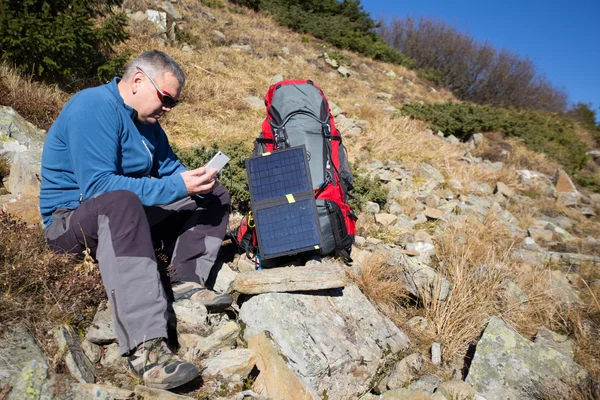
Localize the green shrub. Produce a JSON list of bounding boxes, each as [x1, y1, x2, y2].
[[417, 68, 443, 87], [325, 50, 352, 67], [348, 164, 389, 212], [574, 172, 600, 193], [400, 102, 590, 175], [173, 140, 252, 208], [0, 0, 129, 87]]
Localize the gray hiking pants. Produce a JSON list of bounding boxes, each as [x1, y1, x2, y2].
[[44, 185, 230, 355]]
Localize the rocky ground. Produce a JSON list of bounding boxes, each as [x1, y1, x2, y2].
[[2, 99, 600, 399]]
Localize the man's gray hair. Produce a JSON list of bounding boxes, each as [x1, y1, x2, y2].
[[123, 50, 185, 87]]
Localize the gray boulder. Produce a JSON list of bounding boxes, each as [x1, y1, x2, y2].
[[465, 317, 590, 399], [387, 251, 451, 302], [85, 302, 117, 344], [0, 326, 48, 388], [239, 285, 410, 399], [0, 106, 45, 196]]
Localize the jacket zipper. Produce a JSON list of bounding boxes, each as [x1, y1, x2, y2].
[[142, 140, 153, 169]]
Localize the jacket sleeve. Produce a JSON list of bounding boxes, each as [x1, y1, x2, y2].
[[65, 94, 188, 206], [151, 124, 188, 178]]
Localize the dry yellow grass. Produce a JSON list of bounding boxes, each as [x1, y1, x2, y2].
[[0, 64, 67, 130], [115, 0, 453, 153], [348, 254, 411, 326], [423, 213, 515, 363]]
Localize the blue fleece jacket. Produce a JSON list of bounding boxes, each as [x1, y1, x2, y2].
[[40, 78, 188, 228]]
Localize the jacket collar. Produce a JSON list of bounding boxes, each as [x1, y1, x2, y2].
[[106, 77, 138, 121]]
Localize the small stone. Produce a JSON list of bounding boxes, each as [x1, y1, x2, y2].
[[396, 214, 414, 231], [269, 74, 284, 85], [385, 70, 397, 77], [405, 242, 435, 264], [437, 380, 475, 400], [282, 47, 290, 55], [413, 213, 427, 225], [81, 339, 101, 364], [375, 213, 398, 226], [230, 44, 252, 52], [386, 353, 426, 390], [495, 182, 515, 198], [358, 63, 373, 74], [245, 96, 264, 110], [366, 237, 383, 245], [470, 133, 484, 147], [404, 316, 429, 332], [447, 179, 463, 191], [431, 343, 441, 365], [101, 343, 127, 370], [201, 348, 256, 381], [213, 263, 237, 293], [414, 230, 432, 243], [376, 92, 393, 100], [444, 134, 460, 144], [86, 302, 117, 345], [554, 169, 578, 193], [528, 228, 554, 243], [354, 236, 366, 246], [522, 237, 544, 252], [146, 10, 167, 31], [211, 30, 226, 44], [407, 373, 442, 394], [172, 299, 210, 333], [337, 66, 351, 77], [423, 207, 444, 219], [365, 201, 380, 215]]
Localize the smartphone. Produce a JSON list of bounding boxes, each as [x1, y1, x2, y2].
[[205, 151, 230, 174]]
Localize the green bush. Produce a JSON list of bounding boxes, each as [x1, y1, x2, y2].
[[173, 140, 252, 208], [574, 172, 600, 192], [417, 68, 443, 87], [400, 102, 590, 175], [0, 0, 129, 87], [348, 164, 389, 212]]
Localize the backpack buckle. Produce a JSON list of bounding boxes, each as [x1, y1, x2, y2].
[[322, 123, 332, 138]]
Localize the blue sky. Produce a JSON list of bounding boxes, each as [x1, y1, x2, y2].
[[361, 0, 600, 118]]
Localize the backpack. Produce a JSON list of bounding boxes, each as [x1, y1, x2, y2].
[[235, 80, 357, 262]]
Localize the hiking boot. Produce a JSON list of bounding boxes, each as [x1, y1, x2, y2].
[[172, 281, 233, 311], [128, 338, 199, 390]]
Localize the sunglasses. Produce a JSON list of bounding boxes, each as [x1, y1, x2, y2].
[[136, 66, 179, 108]]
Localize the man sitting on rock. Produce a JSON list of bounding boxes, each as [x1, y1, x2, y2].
[[39, 50, 233, 390]]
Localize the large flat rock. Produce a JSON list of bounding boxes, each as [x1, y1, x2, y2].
[[232, 264, 346, 295], [239, 285, 410, 399], [465, 317, 590, 399]]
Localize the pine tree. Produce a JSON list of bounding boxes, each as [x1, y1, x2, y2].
[[0, 0, 128, 87]]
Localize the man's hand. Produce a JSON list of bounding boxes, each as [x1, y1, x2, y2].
[[181, 167, 217, 196]]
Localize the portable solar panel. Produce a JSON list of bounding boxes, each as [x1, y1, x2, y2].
[[246, 146, 322, 259]]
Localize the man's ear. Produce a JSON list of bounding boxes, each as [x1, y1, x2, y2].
[[131, 72, 144, 95]]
